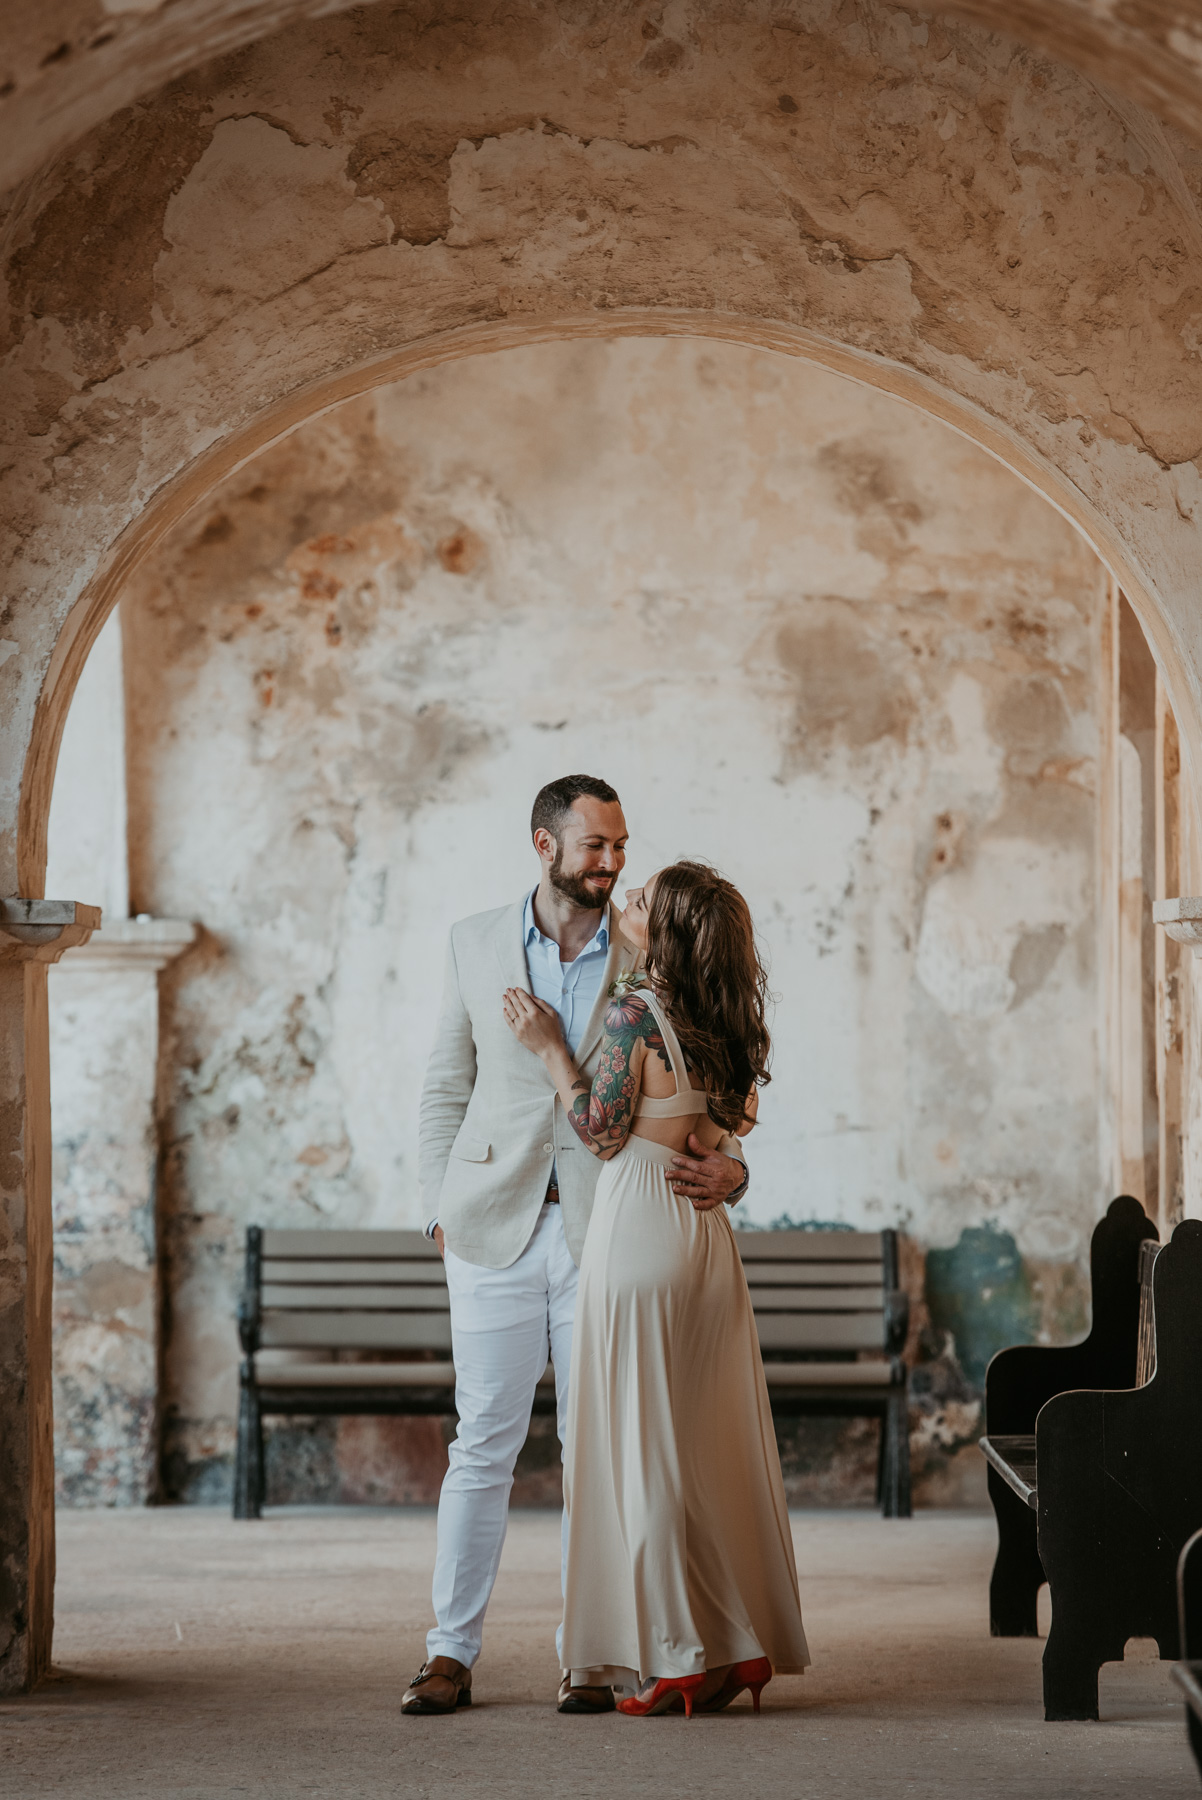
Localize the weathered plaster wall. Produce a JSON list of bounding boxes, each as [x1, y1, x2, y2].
[[8, 2, 1202, 201], [46, 913, 197, 1509], [111, 337, 1111, 1504], [47, 953, 158, 1507], [45, 614, 127, 924], [44, 617, 199, 1507], [7, 0, 1202, 918]]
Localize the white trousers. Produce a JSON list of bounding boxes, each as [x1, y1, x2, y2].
[[427, 1203, 578, 1669]]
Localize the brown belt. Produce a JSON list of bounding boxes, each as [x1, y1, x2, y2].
[[546, 1180, 560, 1205]]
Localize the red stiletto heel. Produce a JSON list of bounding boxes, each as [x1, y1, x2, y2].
[[743, 1658, 771, 1714], [694, 1656, 773, 1714], [616, 1673, 706, 1719]]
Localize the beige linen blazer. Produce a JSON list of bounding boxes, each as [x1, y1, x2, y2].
[[419, 897, 642, 1268]]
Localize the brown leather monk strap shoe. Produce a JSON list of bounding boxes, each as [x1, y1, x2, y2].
[[557, 1673, 616, 1713], [401, 1657, 472, 1716]]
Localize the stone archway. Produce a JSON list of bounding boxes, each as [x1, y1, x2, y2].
[[6, 0, 1202, 1690], [20, 305, 1202, 895]]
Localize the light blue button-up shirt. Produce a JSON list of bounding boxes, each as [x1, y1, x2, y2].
[[522, 889, 610, 1056], [524, 889, 610, 1192], [424, 894, 613, 1238]]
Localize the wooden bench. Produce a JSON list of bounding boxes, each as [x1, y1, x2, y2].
[[235, 1223, 911, 1519], [233, 1226, 558, 1519], [732, 1228, 911, 1518], [981, 1208, 1202, 1721], [979, 1195, 1157, 1641], [1173, 1528, 1202, 1778]]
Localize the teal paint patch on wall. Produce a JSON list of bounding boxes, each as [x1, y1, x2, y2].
[[925, 1226, 1036, 1386]]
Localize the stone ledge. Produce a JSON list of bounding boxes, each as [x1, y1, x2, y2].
[[56, 917, 197, 972], [0, 899, 102, 961], [1153, 897, 1202, 954]]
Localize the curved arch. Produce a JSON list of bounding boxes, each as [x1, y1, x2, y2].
[[20, 303, 1188, 894], [7, 0, 1202, 197], [8, 0, 1202, 898]]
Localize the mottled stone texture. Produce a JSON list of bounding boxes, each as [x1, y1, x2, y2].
[[43, 624, 195, 1507], [8, 2, 1202, 207], [48, 961, 158, 1507], [8, 0, 1202, 913], [106, 337, 1108, 1504]]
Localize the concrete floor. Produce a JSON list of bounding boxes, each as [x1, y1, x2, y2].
[[0, 1508, 1193, 1799]]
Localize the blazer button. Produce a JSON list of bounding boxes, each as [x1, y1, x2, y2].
[[543, 1143, 553, 1154]]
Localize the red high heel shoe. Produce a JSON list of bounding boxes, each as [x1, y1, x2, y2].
[[693, 1657, 772, 1714], [616, 1673, 706, 1719]]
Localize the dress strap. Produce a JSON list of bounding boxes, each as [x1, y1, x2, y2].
[[636, 988, 688, 1094], [633, 988, 707, 1118]]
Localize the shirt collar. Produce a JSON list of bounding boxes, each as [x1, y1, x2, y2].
[[523, 889, 610, 954]]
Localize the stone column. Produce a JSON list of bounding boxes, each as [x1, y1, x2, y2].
[[1155, 679, 1185, 1235], [49, 919, 196, 1508], [0, 900, 99, 1695]]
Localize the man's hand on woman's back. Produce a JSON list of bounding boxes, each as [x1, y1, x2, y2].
[[667, 1135, 748, 1212]]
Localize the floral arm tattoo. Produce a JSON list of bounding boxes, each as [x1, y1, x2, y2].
[[563, 994, 667, 1158]]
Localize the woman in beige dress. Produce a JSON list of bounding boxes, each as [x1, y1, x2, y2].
[[503, 860, 809, 1718]]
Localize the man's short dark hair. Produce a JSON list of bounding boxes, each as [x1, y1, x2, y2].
[[531, 774, 620, 843]]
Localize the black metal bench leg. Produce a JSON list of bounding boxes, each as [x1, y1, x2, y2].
[[234, 1375, 264, 1520], [882, 1388, 911, 1518], [987, 1466, 1043, 1636], [894, 1388, 911, 1517], [876, 1414, 886, 1508]]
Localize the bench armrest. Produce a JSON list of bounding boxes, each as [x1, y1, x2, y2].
[[237, 1294, 260, 1356], [238, 1224, 263, 1356], [985, 1339, 1121, 1435], [885, 1289, 909, 1356]]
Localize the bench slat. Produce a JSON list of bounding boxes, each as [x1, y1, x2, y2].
[[263, 1260, 448, 1284], [748, 1287, 884, 1311], [743, 1263, 883, 1285], [762, 1361, 894, 1387], [260, 1229, 439, 1258], [253, 1362, 558, 1389], [260, 1313, 453, 1350], [257, 1361, 459, 1387], [733, 1232, 884, 1260], [261, 1284, 450, 1310], [979, 1434, 1038, 1509], [1136, 1239, 1161, 1388], [756, 1314, 885, 1351]]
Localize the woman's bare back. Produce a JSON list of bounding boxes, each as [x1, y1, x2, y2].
[[627, 988, 727, 1155]]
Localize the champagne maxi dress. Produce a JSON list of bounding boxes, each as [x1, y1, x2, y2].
[[561, 989, 810, 1693]]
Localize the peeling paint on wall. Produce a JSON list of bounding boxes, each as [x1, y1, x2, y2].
[[75, 336, 1115, 1503]]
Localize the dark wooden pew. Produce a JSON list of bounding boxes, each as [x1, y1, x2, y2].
[[980, 1194, 1157, 1639], [983, 1213, 1202, 1720]]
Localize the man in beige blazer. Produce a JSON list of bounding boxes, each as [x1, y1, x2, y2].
[[402, 775, 748, 1717]]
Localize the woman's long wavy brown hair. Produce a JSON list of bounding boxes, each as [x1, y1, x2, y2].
[[646, 861, 771, 1133]]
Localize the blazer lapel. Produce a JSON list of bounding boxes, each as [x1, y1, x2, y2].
[[494, 894, 533, 992], [576, 905, 639, 1064]]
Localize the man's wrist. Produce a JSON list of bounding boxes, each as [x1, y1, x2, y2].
[[424, 1216, 440, 1241], [725, 1163, 750, 1205]]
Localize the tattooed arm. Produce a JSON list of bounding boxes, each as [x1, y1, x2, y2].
[[501, 987, 665, 1160]]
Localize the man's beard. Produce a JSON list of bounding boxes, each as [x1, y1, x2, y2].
[[550, 844, 615, 911]]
